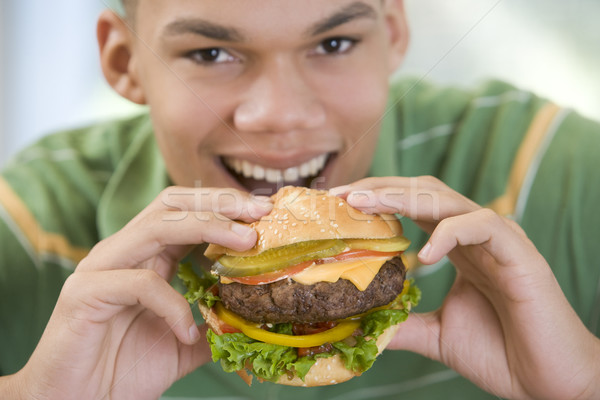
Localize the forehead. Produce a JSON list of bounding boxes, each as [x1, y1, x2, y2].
[[136, 0, 383, 40]]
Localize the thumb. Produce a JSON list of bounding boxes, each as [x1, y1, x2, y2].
[[177, 324, 212, 378], [386, 312, 442, 363]]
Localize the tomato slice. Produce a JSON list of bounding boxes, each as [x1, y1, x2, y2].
[[219, 322, 242, 334], [225, 249, 401, 286]]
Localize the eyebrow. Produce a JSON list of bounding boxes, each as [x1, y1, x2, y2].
[[163, 18, 244, 42], [162, 2, 377, 42], [307, 1, 378, 36]]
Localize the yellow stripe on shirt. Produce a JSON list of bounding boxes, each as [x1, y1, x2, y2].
[[0, 177, 89, 263], [488, 102, 562, 217]]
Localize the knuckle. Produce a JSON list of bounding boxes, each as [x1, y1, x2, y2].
[[503, 217, 527, 235], [61, 273, 83, 295], [420, 175, 441, 185], [436, 216, 454, 232], [477, 208, 502, 225], [160, 185, 182, 197], [158, 186, 191, 211], [157, 186, 179, 205], [132, 269, 162, 288], [434, 216, 459, 237], [196, 210, 221, 223]]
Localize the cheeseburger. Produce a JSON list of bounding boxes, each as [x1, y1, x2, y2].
[[179, 186, 420, 386]]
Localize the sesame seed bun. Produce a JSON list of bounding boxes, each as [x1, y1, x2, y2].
[[205, 186, 403, 259]]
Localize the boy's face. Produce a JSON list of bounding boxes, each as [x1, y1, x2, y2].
[[124, 0, 407, 194]]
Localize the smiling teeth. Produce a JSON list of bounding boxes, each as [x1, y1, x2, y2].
[[225, 154, 328, 183]]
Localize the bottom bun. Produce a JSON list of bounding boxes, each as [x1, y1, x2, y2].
[[199, 302, 399, 387]]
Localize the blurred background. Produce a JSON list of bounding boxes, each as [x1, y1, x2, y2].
[[1, 0, 599, 166]]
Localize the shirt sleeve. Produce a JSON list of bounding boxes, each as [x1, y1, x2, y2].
[[0, 191, 65, 374], [515, 109, 600, 335]]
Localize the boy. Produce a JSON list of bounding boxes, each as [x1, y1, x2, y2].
[[1, 1, 599, 398]]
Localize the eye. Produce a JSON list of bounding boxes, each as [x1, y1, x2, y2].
[[314, 37, 357, 55], [187, 48, 237, 65]]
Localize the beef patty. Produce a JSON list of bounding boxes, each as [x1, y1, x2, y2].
[[218, 256, 406, 324]]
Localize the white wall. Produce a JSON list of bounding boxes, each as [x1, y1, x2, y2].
[[1, 0, 599, 166], [401, 0, 600, 120], [0, 0, 141, 166]]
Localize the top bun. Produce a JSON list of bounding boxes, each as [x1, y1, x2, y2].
[[205, 186, 403, 258]]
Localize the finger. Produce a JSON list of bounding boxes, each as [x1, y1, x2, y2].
[[80, 210, 258, 271], [343, 187, 479, 224], [140, 186, 273, 223], [386, 312, 442, 363], [178, 324, 213, 377], [418, 208, 538, 268], [59, 269, 201, 345], [329, 176, 453, 198]]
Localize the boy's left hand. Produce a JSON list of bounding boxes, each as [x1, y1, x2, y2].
[[331, 176, 600, 400]]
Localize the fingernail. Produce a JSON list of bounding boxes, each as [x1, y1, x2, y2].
[[419, 242, 432, 260], [189, 324, 201, 342], [252, 195, 272, 204], [347, 190, 375, 207], [252, 196, 273, 210], [231, 223, 255, 238], [329, 185, 352, 197]]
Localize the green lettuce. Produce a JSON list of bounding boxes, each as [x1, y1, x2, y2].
[[177, 263, 220, 307], [207, 330, 317, 382]]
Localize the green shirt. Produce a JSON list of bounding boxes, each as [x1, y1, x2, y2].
[[2, 77, 599, 399]]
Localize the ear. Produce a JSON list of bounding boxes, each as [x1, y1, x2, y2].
[[383, 0, 410, 74], [97, 10, 146, 104]]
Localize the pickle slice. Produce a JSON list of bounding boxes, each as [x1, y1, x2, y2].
[[344, 236, 411, 252], [213, 239, 347, 277]]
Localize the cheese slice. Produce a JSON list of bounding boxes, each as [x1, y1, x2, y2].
[[291, 257, 389, 291]]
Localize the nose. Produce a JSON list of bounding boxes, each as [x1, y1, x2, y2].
[[233, 58, 326, 133]]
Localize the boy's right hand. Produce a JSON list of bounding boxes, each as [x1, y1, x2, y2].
[[9, 187, 272, 400]]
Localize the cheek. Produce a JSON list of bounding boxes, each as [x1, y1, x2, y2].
[[320, 63, 389, 183], [326, 66, 389, 145], [147, 79, 230, 184]]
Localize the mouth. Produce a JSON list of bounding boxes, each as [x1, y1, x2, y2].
[[221, 153, 335, 194]]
